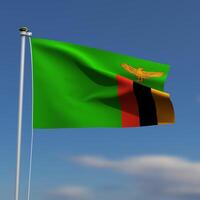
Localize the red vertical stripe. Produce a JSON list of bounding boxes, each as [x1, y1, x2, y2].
[[116, 75, 140, 127]]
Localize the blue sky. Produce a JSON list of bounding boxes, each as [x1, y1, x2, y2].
[[1, 0, 200, 200]]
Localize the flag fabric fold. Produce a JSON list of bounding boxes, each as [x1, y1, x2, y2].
[[30, 38, 175, 128]]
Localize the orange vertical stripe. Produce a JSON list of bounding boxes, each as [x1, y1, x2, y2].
[[116, 75, 140, 127], [151, 88, 175, 124]]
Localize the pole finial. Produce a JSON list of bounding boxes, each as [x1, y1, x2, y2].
[[19, 27, 32, 37], [19, 27, 29, 32]]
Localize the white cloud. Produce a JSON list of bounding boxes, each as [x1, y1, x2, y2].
[[72, 155, 200, 198], [72, 155, 112, 168], [51, 185, 91, 199]]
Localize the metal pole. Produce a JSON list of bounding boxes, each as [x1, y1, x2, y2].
[[15, 27, 32, 200]]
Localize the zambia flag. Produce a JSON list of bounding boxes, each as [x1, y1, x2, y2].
[[31, 38, 175, 128]]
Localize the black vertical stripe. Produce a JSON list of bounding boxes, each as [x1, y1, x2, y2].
[[133, 82, 158, 126]]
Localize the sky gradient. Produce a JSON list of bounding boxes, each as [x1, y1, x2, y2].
[[1, 0, 200, 200]]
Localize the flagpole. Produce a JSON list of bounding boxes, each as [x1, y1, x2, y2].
[[15, 27, 32, 200]]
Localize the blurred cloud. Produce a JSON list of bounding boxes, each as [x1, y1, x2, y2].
[[49, 185, 91, 200], [72, 155, 200, 199]]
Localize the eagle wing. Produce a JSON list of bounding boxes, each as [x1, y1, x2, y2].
[[141, 71, 164, 79], [121, 63, 164, 80], [121, 64, 138, 76]]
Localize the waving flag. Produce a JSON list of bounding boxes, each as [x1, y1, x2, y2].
[[30, 38, 174, 128]]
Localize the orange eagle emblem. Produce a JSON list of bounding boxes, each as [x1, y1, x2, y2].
[[121, 63, 164, 82]]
